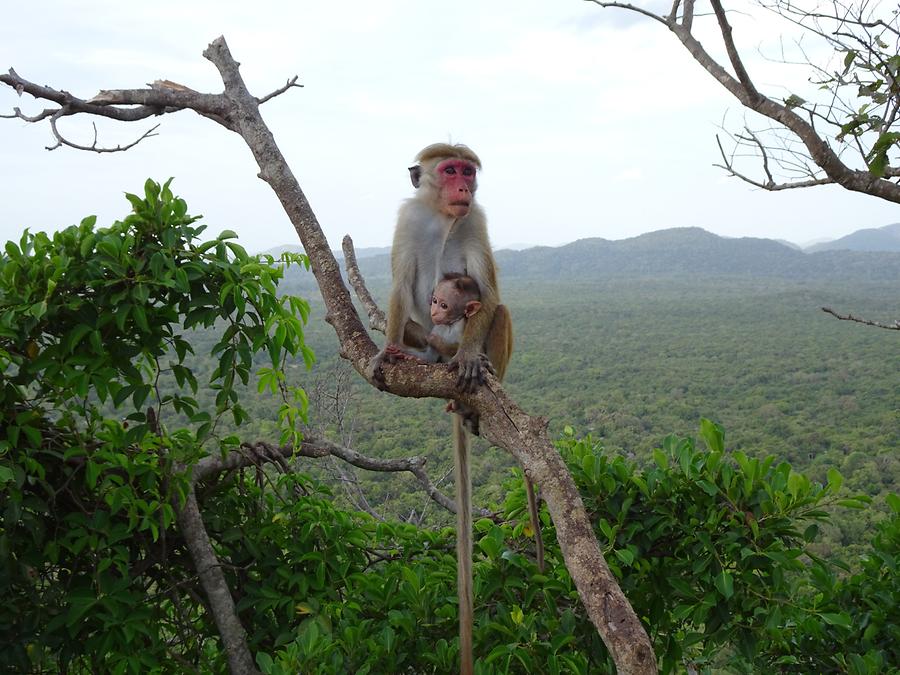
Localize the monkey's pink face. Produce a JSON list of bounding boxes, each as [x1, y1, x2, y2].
[[436, 159, 477, 218]]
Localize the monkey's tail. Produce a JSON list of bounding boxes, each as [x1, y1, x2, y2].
[[524, 477, 545, 573], [453, 415, 474, 675]]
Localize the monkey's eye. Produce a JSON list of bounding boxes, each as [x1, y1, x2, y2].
[[444, 166, 457, 175], [440, 303, 449, 310], [462, 166, 474, 177]]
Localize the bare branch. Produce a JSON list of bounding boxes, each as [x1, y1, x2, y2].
[[342, 235, 386, 333], [45, 115, 160, 153], [586, 0, 669, 25], [326, 456, 385, 520], [681, 0, 695, 31], [192, 435, 488, 517], [715, 131, 836, 189], [257, 76, 303, 105], [0, 67, 233, 149], [821, 306, 900, 330], [709, 0, 762, 99]]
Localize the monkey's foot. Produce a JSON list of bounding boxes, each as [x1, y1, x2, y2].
[[449, 351, 494, 393], [451, 402, 480, 436]]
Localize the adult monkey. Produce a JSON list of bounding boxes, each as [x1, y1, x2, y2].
[[373, 143, 541, 675]]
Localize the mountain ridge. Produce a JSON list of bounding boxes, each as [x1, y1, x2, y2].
[[276, 226, 900, 291], [805, 222, 900, 253]]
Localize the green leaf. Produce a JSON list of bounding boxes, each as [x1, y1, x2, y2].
[[0, 466, 15, 485], [614, 548, 634, 566], [4, 241, 21, 259], [652, 448, 668, 470], [887, 493, 900, 514], [787, 471, 803, 498], [132, 304, 149, 332], [696, 479, 719, 497], [826, 468, 843, 493], [700, 418, 724, 453], [866, 131, 900, 177], [820, 612, 851, 627], [714, 570, 734, 599], [79, 233, 95, 257]]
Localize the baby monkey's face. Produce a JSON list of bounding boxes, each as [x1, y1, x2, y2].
[[430, 282, 463, 325]]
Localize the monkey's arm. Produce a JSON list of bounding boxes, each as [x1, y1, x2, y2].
[[403, 320, 430, 350], [452, 251, 500, 391], [372, 236, 418, 386]]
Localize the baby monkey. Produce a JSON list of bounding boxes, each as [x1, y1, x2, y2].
[[393, 273, 483, 423], [426, 273, 483, 363], [395, 272, 483, 366]]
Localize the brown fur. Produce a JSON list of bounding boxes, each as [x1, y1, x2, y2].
[[415, 142, 482, 169]]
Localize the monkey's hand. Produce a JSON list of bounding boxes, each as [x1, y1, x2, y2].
[[371, 344, 419, 389], [448, 349, 494, 393]]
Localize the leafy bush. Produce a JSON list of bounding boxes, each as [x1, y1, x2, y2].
[[549, 426, 897, 674], [0, 179, 311, 672]]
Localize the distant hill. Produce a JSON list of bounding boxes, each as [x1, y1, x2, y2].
[[806, 223, 900, 253], [493, 227, 900, 281], [279, 226, 900, 292]]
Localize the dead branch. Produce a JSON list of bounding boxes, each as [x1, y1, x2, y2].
[[257, 76, 303, 105], [1, 37, 657, 674], [821, 306, 900, 330], [342, 235, 386, 333]]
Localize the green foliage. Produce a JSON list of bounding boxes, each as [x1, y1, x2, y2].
[[254, 427, 898, 675], [0, 180, 311, 672], [552, 428, 898, 674]]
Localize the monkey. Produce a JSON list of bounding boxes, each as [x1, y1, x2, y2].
[[373, 143, 543, 675], [427, 273, 483, 360], [402, 272, 482, 364]]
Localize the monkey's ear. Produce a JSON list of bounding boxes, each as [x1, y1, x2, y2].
[[465, 300, 482, 318], [408, 165, 422, 188]]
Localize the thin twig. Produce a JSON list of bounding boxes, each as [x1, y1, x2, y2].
[[257, 76, 303, 105], [821, 307, 900, 330]]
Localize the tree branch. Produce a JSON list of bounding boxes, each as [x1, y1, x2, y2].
[[257, 76, 303, 105], [342, 235, 386, 333], [821, 306, 900, 330], [176, 487, 258, 675], [590, 0, 900, 204], [714, 131, 836, 190], [192, 435, 491, 518], [709, 0, 762, 100]]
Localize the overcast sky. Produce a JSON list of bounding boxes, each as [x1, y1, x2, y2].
[[2, 0, 897, 252]]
